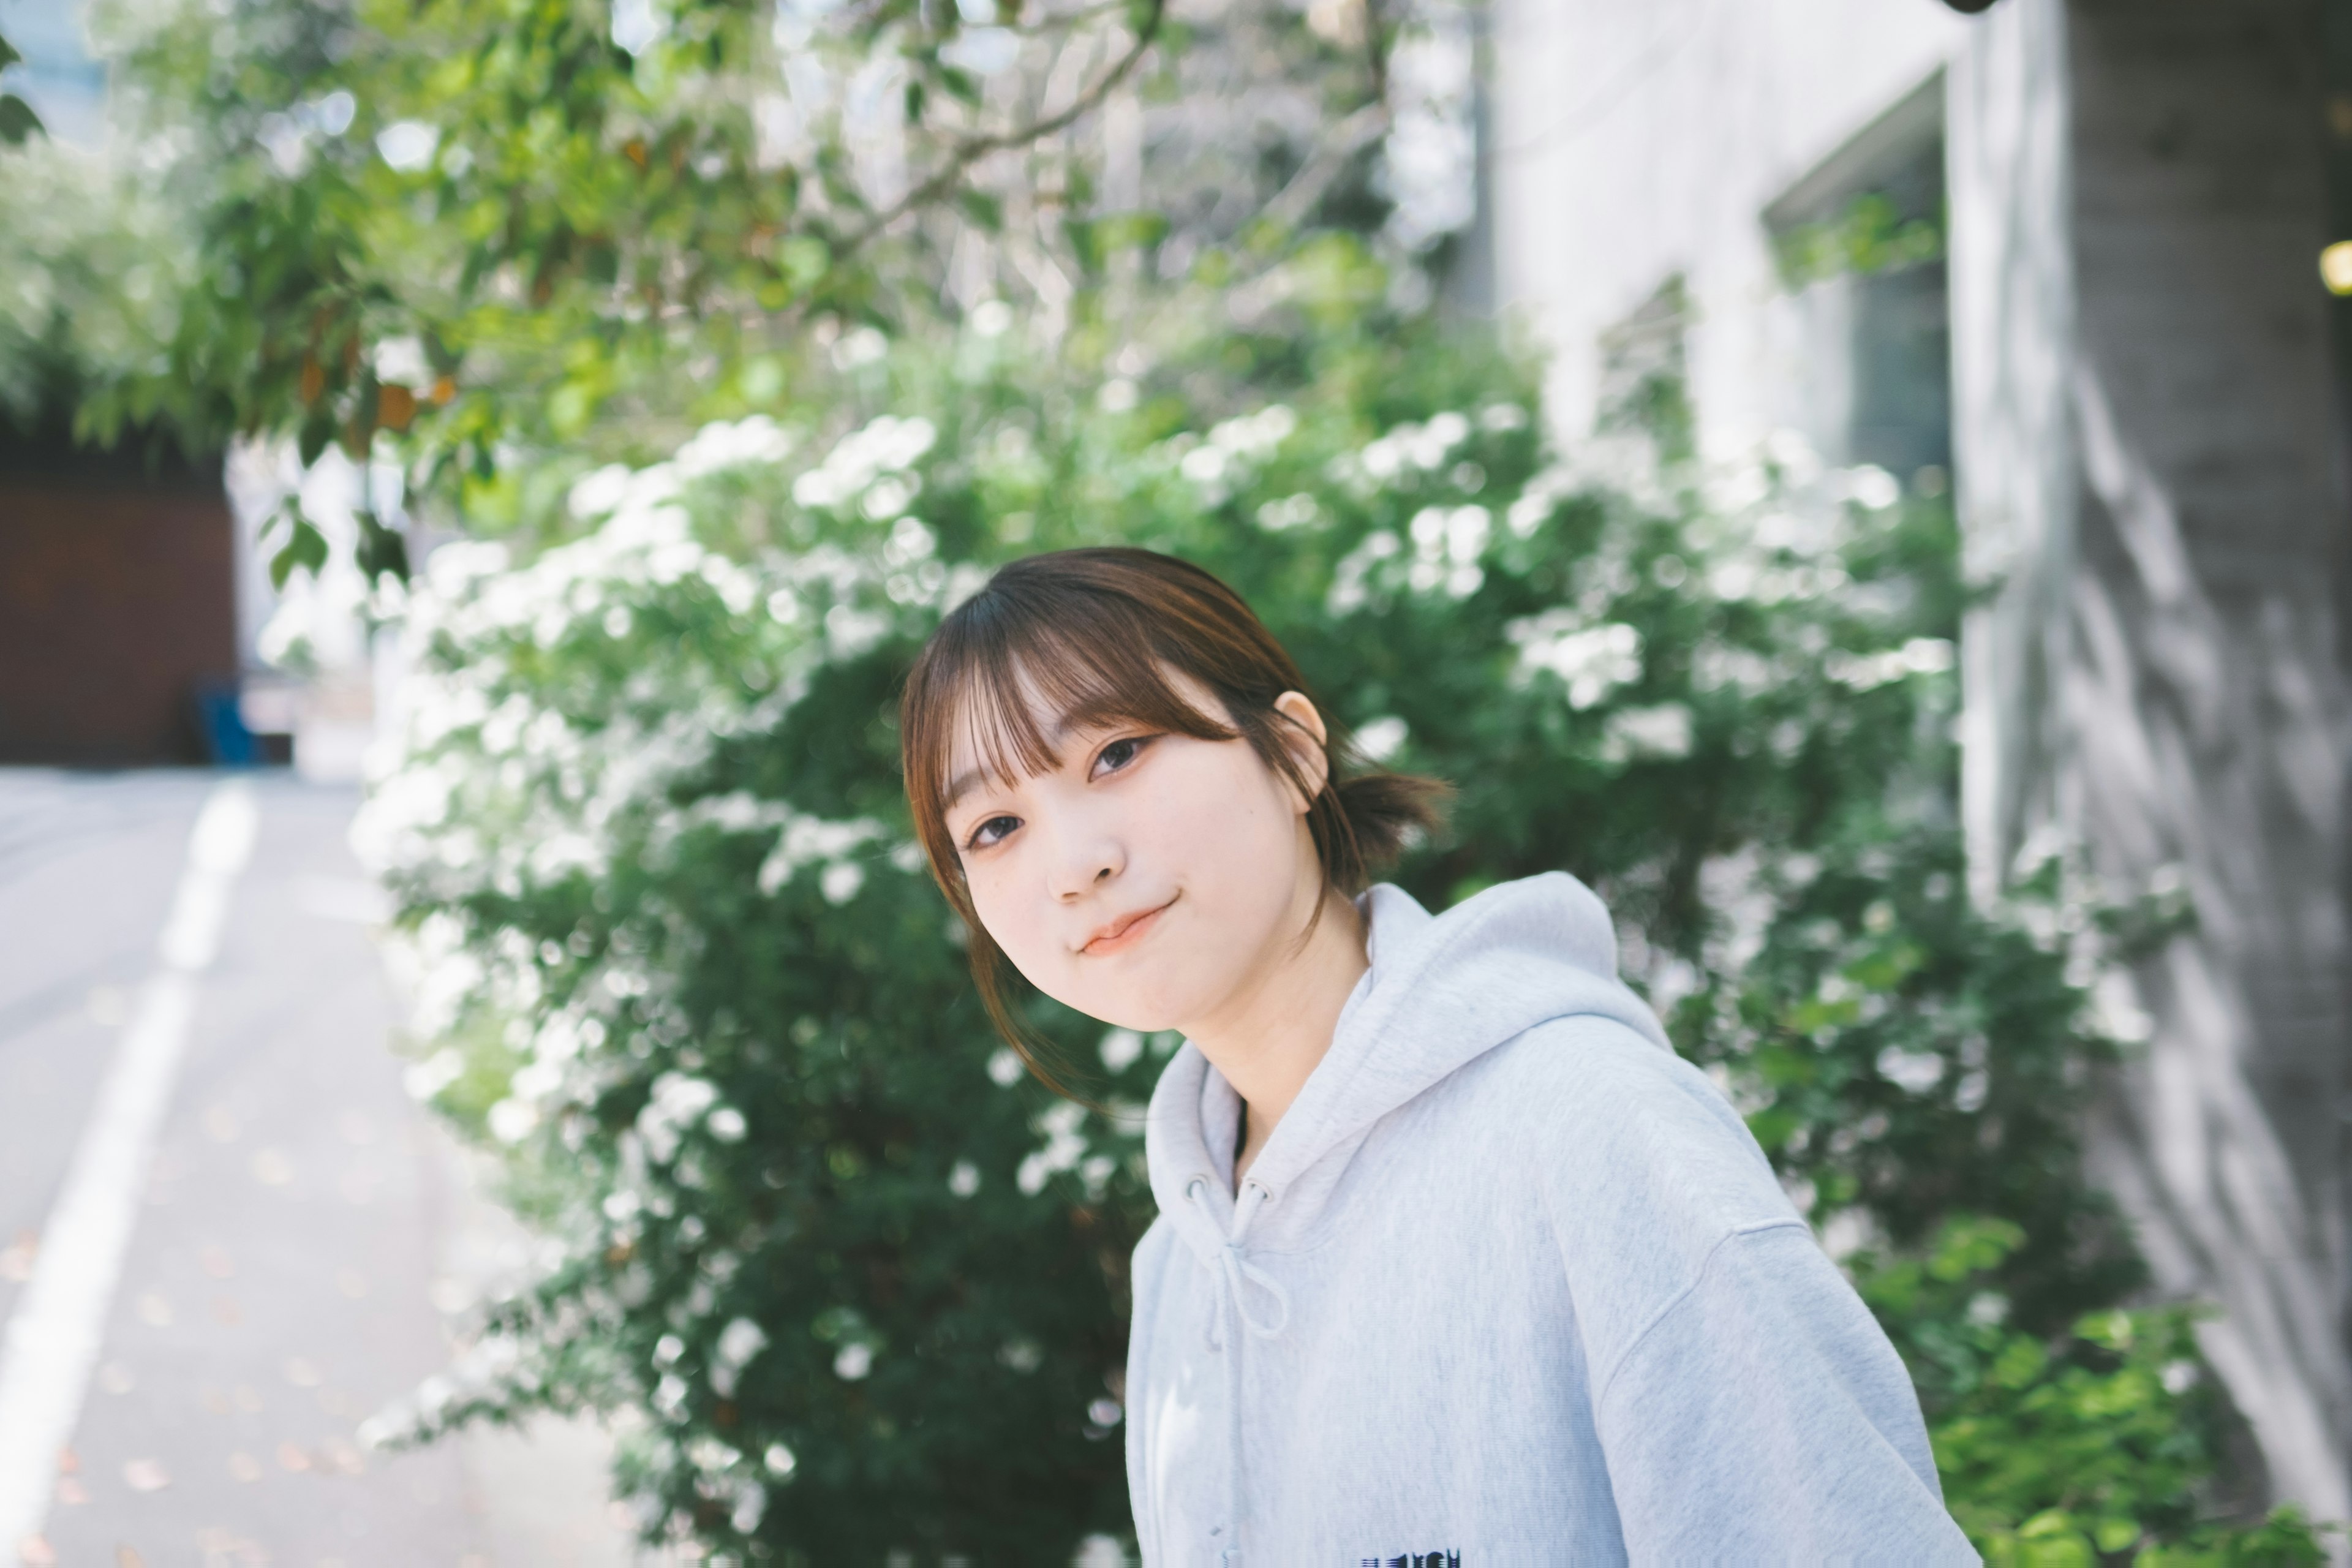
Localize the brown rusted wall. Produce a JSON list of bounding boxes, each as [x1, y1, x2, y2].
[[0, 475, 238, 766]]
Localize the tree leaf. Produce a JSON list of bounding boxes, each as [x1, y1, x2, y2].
[[0, 94, 41, 146], [355, 510, 410, 584], [268, 514, 328, 590]]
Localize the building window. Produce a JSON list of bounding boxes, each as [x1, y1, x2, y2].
[[1762, 74, 1951, 488]]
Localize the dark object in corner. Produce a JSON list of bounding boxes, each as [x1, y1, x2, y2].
[[0, 413, 238, 766]]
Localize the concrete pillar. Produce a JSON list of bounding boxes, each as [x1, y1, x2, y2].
[[1952, 0, 2352, 1520]]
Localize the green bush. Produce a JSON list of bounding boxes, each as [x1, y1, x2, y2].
[[357, 303, 2324, 1564]]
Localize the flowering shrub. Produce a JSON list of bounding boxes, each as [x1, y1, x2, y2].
[[357, 322, 2323, 1563]]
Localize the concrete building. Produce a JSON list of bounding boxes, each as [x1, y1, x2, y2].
[[1494, 0, 2352, 1520]]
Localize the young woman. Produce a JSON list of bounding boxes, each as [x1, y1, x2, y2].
[[900, 548, 1975, 1565]]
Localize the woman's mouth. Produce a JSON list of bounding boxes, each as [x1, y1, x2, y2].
[[1081, 895, 1177, 957]]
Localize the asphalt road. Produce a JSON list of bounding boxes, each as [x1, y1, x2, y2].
[[0, 770, 642, 1567]]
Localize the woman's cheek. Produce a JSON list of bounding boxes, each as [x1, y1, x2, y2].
[[971, 873, 1056, 986]]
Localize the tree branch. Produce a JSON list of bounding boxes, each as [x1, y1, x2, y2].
[[1260, 100, 1390, 233], [831, 0, 1168, 265]]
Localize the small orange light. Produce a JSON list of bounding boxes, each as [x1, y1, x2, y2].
[[2323, 241, 2352, 295]]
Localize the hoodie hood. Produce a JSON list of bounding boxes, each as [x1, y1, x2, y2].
[[1144, 871, 1669, 1266]]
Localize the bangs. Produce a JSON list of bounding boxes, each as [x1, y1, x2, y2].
[[902, 570, 1246, 877]]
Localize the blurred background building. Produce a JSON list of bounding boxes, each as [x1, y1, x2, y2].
[[1493, 0, 2352, 1523], [0, 0, 378, 778]]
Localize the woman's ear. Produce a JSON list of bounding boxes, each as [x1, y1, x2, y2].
[[1270, 691, 1332, 809]]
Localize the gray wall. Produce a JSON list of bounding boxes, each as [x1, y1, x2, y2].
[[1954, 0, 2352, 1516]]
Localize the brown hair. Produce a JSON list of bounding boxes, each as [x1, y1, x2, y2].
[[899, 547, 1449, 1082]]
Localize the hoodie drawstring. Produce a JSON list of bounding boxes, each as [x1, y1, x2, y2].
[[1183, 1177, 1288, 1564], [1185, 1178, 1292, 1347]]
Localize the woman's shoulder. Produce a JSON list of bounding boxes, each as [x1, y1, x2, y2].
[[1464, 1014, 1795, 1241], [1470, 1011, 1736, 1131]]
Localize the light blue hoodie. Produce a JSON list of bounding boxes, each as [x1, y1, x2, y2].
[[1125, 873, 1978, 1566]]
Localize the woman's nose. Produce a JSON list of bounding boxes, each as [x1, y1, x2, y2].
[[1046, 827, 1123, 900]]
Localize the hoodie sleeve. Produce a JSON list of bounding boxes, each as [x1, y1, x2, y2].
[[1592, 1220, 1980, 1563], [1523, 1017, 1977, 1564]]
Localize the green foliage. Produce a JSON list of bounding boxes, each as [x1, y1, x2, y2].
[[1773, 190, 1945, 290], [0, 32, 42, 145], [61, 0, 1400, 499], [0, 99, 198, 435], [356, 293, 2314, 1560], [1860, 1220, 2331, 1566]]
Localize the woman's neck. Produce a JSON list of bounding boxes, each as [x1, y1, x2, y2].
[[1185, 881, 1369, 1186]]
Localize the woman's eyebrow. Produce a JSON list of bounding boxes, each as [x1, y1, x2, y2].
[[943, 766, 995, 814], [942, 715, 1087, 813]]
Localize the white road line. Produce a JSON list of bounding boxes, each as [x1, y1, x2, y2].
[[0, 778, 259, 1555]]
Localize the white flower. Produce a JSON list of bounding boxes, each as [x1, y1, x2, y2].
[[1506, 614, 1642, 709], [883, 516, 935, 565], [939, 24, 1019, 73], [1875, 1045, 1947, 1094], [1601, 704, 1692, 763], [832, 1343, 873, 1380], [862, 475, 916, 521], [1206, 404, 1297, 459], [372, 336, 431, 385], [1506, 465, 1575, 538], [1016, 1101, 1088, 1196], [674, 416, 796, 478], [612, 0, 666, 53], [1179, 445, 1228, 486], [755, 813, 885, 895], [1326, 530, 1401, 616], [792, 415, 936, 511], [832, 326, 889, 369], [1839, 464, 1902, 511], [636, 1072, 720, 1163], [377, 121, 440, 172], [1825, 637, 1954, 692], [717, 1317, 769, 1370], [1354, 716, 1408, 763], [1098, 1029, 1144, 1071], [1254, 493, 1320, 532], [1902, 636, 1955, 673]]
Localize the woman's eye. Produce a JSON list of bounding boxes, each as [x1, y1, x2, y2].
[[965, 815, 1019, 851], [1095, 736, 1151, 776]]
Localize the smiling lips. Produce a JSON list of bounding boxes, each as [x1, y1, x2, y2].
[[1081, 895, 1177, 957]]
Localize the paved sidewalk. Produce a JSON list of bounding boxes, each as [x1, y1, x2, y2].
[[0, 771, 639, 1567]]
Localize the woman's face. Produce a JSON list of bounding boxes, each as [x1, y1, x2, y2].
[[941, 671, 1329, 1035]]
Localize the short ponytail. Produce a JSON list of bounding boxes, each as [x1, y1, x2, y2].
[[1318, 767, 1452, 893]]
